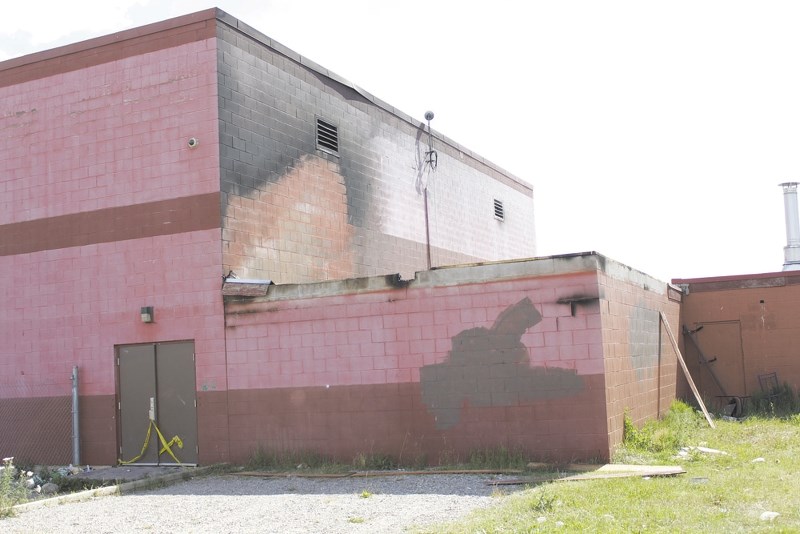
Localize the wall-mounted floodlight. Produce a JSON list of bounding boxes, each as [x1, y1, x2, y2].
[[140, 306, 154, 323]]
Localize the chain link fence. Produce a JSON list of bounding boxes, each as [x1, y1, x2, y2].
[[0, 368, 76, 467]]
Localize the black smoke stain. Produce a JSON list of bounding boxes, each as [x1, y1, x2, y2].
[[420, 298, 585, 429], [216, 37, 380, 231]]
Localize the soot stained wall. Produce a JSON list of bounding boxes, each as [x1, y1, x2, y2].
[[215, 23, 535, 284]]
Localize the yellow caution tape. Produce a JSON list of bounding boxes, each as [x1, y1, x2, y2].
[[160, 435, 183, 456], [119, 419, 183, 466]]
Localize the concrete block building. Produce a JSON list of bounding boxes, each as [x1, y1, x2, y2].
[[219, 253, 680, 464], [673, 185, 800, 408], [1, 9, 679, 466], [674, 270, 800, 404]]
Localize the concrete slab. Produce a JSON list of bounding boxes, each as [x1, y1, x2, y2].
[[13, 465, 229, 514], [70, 465, 188, 483]]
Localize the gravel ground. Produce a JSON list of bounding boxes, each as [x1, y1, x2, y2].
[[3, 473, 516, 533]]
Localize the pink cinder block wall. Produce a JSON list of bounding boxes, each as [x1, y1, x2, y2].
[[223, 254, 676, 464], [0, 36, 225, 464], [600, 269, 681, 454]]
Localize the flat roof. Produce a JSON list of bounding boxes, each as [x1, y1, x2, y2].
[[672, 270, 800, 292]]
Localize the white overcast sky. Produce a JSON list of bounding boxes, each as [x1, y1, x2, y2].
[[3, 0, 799, 282]]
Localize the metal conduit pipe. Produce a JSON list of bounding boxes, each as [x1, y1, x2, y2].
[[72, 366, 80, 466]]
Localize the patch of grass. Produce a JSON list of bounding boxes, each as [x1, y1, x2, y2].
[[348, 516, 365, 524], [50, 474, 111, 494], [246, 444, 529, 473], [464, 446, 529, 470], [490, 486, 507, 498], [432, 446, 531, 470], [359, 489, 373, 499], [352, 452, 397, 471], [247, 448, 349, 474], [619, 400, 702, 462], [425, 401, 800, 533], [750, 382, 800, 417], [528, 488, 556, 513]]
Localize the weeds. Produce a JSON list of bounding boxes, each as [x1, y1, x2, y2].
[[0, 458, 28, 518], [528, 489, 556, 513], [749, 382, 800, 416], [427, 402, 800, 533], [464, 447, 529, 470], [247, 448, 348, 473], [352, 452, 396, 471], [247, 444, 529, 473], [490, 486, 507, 498], [621, 400, 702, 460]]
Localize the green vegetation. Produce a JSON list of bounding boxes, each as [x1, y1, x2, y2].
[[247, 448, 350, 473], [247, 447, 406, 473], [0, 458, 27, 518], [352, 452, 397, 471], [247, 445, 529, 473], [425, 400, 800, 533], [750, 381, 800, 416], [462, 447, 530, 471]]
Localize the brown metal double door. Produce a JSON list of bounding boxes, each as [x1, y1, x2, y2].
[[118, 341, 198, 465], [695, 321, 747, 396]]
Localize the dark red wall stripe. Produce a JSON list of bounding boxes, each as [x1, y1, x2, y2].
[[0, 192, 221, 256], [0, 11, 218, 88]]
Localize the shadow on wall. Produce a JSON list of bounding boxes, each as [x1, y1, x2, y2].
[[420, 297, 585, 429], [629, 304, 660, 382]]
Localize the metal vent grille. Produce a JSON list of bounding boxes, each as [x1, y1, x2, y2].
[[316, 118, 339, 153], [494, 199, 505, 221]]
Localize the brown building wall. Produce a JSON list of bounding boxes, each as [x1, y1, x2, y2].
[[674, 271, 800, 403]]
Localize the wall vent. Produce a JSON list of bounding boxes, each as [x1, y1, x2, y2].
[[493, 199, 505, 221], [316, 118, 339, 154]]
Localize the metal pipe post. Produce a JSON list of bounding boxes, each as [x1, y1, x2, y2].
[[72, 365, 81, 466]]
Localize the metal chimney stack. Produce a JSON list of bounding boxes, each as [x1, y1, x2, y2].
[[780, 182, 800, 271]]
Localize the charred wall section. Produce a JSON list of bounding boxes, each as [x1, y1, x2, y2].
[[215, 19, 535, 284]]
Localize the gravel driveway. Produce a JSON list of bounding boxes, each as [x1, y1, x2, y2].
[[3, 473, 515, 533]]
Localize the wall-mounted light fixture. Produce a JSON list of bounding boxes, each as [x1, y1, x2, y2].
[[140, 306, 154, 323]]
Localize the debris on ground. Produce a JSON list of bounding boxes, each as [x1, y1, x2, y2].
[[760, 511, 780, 521], [486, 464, 685, 486], [677, 446, 729, 457]]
